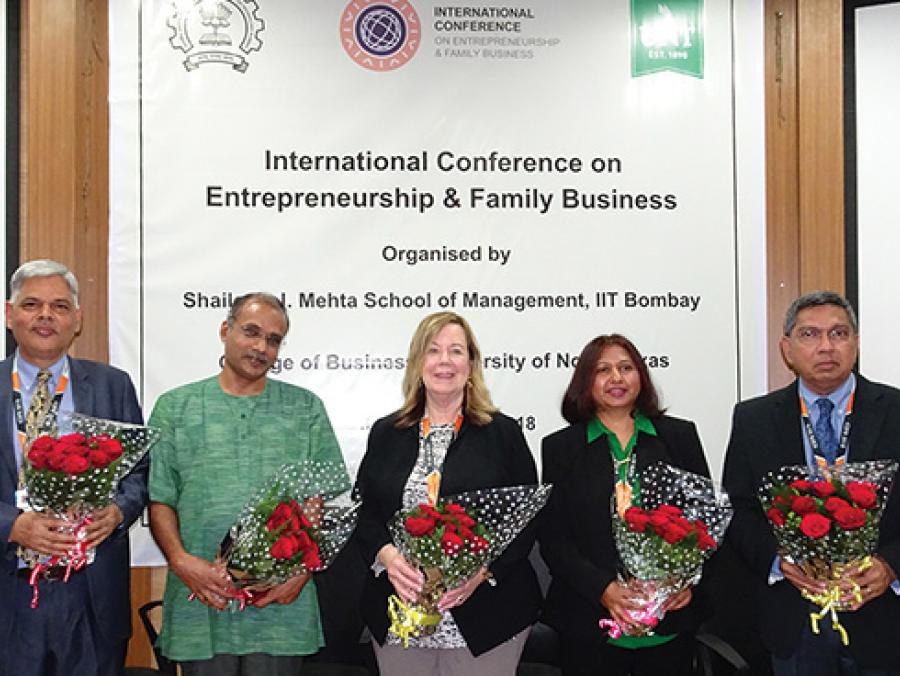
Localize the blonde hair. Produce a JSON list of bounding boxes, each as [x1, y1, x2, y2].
[[395, 312, 497, 428]]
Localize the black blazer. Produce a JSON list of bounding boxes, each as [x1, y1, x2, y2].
[[354, 411, 541, 656], [540, 415, 711, 643], [0, 356, 146, 647], [722, 375, 900, 668]]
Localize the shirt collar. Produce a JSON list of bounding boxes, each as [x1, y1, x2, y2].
[[15, 350, 69, 392], [586, 410, 657, 444], [798, 372, 855, 413]]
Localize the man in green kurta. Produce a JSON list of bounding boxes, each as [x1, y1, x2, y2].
[[148, 292, 348, 676]]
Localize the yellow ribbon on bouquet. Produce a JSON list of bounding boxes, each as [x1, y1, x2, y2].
[[800, 556, 872, 647], [387, 594, 442, 648]]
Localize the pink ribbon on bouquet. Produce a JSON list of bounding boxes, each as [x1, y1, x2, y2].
[[28, 515, 93, 608], [599, 608, 660, 638]]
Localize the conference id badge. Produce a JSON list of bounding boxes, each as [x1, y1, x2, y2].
[[615, 480, 633, 519]]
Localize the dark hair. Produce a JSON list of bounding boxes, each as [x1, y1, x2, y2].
[[227, 292, 290, 333], [783, 291, 858, 335], [561, 334, 663, 424]]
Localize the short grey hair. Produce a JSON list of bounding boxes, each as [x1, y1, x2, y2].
[[8, 259, 80, 307], [783, 291, 858, 336], [226, 292, 290, 333]]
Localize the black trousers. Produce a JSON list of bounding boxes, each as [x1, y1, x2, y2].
[[559, 633, 695, 676]]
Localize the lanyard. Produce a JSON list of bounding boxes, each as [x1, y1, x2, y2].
[[420, 413, 463, 506], [12, 355, 70, 491], [799, 390, 853, 470]]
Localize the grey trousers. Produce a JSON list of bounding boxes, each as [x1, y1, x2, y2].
[[373, 628, 530, 676]]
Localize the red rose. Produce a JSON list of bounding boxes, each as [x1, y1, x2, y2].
[[789, 479, 814, 492], [790, 495, 818, 515], [470, 535, 489, 555], [661, 523, 690, 545], [458, 526, 475, 541], [656, 505, 684, 518], [833, 506, 867, 531], [444, 503, 467, 515], [811, 481, 836, 497], [698, 532, 718, 550], [95, 436, 123, 461], [404, 516, 436, 537], [61, 454, 90, 475], [824, 497, 851, 513], [846, 482, 878, 509], [772, 494, 792, 509], [271, 534, 300, 560], [624, 507, 650, 533], [29, 436, 55, 453], [441, 530, 465, 556], [296, 530, 314, 550], [419, 504, 442, 519], [266, 503, 294, 531], [58, 433, 87, 446], [302, 546, 322, 571], [766, 507, 787, 526], [799, 513, 831, 539], [454, 514, 476, 529], [89, 449, 111, 469], [65, 443, 90, 457], [28, 450, 49, 470], [46, 451, 67, 471]]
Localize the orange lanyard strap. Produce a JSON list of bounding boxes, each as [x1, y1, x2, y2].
[[420, 413, 463, 506], [12, 356, 70, 450]]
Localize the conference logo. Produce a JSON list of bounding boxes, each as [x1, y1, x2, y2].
[[167, 0, 266, 73], [630, 0, 704, 78], [340, 0, 421, 71]]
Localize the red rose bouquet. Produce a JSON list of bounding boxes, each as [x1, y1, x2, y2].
[[21, 412, 160, 604], [608, 462, 732, 638], [216, 460, 357, 610], [386, 484, 552, 646], [759, 459, 897, 644]]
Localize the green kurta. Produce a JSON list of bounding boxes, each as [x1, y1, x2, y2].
[[148, 376, 349, 661]]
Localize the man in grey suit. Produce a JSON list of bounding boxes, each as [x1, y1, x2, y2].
[[0, 259, 146, 676]]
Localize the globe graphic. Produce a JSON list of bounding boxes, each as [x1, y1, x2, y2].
[[356, 6, 406, 56]]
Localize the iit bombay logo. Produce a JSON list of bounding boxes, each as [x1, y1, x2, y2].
[[168, 0, 265, 73], [340, 0, 420, 71]]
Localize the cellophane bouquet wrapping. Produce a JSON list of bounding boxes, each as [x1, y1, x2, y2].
[[21, 412, 159, 599], [386, 484, 552, 646], [218, 460, 358, 610], [759, 459, 897, 644], [608, 461, 732, 637]]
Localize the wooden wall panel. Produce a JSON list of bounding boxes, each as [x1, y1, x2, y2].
[[764, 0, 846, 389]]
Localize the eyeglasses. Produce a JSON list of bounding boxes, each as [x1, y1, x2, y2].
[[236, 323, 285, 350], [792, 325, 854, 345]]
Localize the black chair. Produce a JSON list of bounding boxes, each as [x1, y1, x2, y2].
[[123, 600, 177, 676]]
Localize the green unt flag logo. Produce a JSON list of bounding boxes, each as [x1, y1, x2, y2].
[[631, 0, 704, 78]]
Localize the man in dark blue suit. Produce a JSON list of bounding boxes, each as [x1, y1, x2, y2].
[[0, 260, 146, 676], [724, 291, 900, 676]]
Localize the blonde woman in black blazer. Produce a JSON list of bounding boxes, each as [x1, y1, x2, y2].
[[355, 312, 541, 676]]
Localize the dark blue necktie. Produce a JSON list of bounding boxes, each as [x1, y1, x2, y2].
[[815, 398, 838, 464]]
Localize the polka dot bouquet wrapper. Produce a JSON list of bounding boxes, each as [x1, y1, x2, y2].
[[758, 459, 897, 645], [217, 460, 356, 610], [386, 484, 552, 644], [608, 461, 732, 637], [20, 412, 160, 601]]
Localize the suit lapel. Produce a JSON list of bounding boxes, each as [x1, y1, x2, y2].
[[68, 357, 93, 415], [773, 382, 807, 467], [0, 358, 16, 487], [848, 376, 884, 462]]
